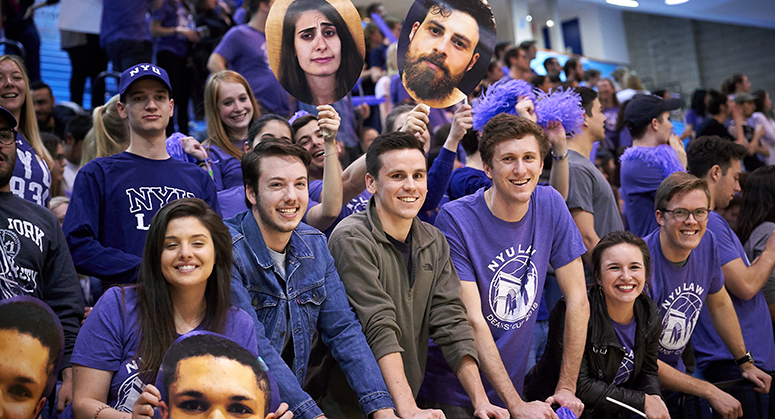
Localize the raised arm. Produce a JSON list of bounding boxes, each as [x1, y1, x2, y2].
[[304, 106, 343, 231], [207, 52, 228, 74], [721, 231, 775, 300]]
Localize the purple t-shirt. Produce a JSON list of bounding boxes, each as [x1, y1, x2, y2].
[[419, 186, 586, 407], [612, 318, 636, 385], [151, 1, 191, 57], [602, 106, 620, 151], [206, 144, 243, 191], [101, 0, 151, 45], [619, 145, 684, 237], [66, 287, 270, 417], [692, 211, 775, 372], [308, 179, 371, 237], [644, 229, 724, 372], [213, 25, 290, 116]]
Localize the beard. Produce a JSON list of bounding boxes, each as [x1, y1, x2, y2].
[[253, 192, 303, 235], [0, 147, 16, 189], [403, 49, 465, 102]]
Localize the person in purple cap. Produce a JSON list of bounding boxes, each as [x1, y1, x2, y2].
[[0, 105, 84, 415], [63, 64, 219, 285], [619, 93, 687, 237]]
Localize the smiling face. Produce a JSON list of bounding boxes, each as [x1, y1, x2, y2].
[[294, 10, 341, 79], [403, 7, 480, 103], [117, 78, 174, 137], [0, 60, 27, 120], [0, 329, 50, 419], [293, 119, 327, 173], [597, 79, 614, 101], [247, 155, 308, 240], [597, 243, 646, 311], [160, 217, 215, 293], [217, 82, 253, 138], [657, 189, 709, 258], [366, 148, 427, 229], [162, 356, 266, 419], [484, 135, 543, 208]]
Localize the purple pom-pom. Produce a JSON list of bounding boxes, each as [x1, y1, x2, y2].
[[535, 87, 585, 136], [472, 78, 536, 131], [555, 407, 579, 419], [289, 110, 311, 125]]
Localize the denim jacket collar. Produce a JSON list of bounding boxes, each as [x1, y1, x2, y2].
[[237, 210, 314, 270]]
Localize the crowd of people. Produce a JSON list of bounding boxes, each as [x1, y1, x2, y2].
[[4, 0, 775, 419]]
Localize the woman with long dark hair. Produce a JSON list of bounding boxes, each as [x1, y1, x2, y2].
[[525, 231, 668, 419], [682, 89, 707, 141], [739, 166, 775, 321], [278, 0, 363, 105], [67, 198, 265, 419]]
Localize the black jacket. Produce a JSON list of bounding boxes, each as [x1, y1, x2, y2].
[[524, 285, 663, 418]]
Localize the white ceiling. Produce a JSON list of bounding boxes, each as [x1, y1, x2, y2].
[[354, 0, 775, 30], [572, 0, 775, 29]]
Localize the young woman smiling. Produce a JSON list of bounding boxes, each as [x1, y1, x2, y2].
[[66, 198, 273, 419], [0, 55, 53, 206], [525, 231, 669, 419], [200, 71, 260, 190]]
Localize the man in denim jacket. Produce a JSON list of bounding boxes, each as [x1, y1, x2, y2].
[[228, 140, 398, 419]]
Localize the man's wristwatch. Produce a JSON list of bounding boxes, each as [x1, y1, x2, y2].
[[551, 150, 568, 161], [736, 351, 754, 366]]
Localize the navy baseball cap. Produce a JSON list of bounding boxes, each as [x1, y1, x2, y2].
[[118, 63, 173, 96], [623, 94, 681, 126], [0, 105, 17, 127]]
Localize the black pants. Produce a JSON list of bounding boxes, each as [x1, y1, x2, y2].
[[156, 50, 192, 136], [105, 40, 152, 72], [64, 34, 108, 109], [5, 19, 41, 82]]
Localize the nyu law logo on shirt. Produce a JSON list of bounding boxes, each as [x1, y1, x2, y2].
[[659, 281, 706, 355], [486, 244, 539, 330], [125, 186, 195, 230]]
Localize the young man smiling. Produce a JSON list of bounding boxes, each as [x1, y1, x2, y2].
[[63, 64, 219, 284], [644, 172, 772, 417], [227, 140, 398, 419], [326, 131, 507, 419], [418, 114, 588, 419], [687, 136, 775, 413]]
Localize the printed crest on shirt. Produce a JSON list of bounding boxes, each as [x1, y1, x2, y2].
[[486, 245, 538, 329], [659, 282, 705, 355], [0, 218, 46, 299]]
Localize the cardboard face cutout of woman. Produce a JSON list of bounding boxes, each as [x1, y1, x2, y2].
[[267, 0, 365, 106], [155, 332, 271, 419], [0, 296, 64, 419], [398, 0, 496, 109]]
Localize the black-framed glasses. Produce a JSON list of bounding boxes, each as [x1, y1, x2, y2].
[[0, 128, 17, 146], [661, 207, 710, 222]]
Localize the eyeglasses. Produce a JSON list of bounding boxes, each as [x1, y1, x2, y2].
[[0, 128, 17, 146], [661, 207, 710, 222]]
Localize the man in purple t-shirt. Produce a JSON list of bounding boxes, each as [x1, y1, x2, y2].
[[687, 136, 775, 410], [418, 113, 589, 419], [645, 172, 771, 418], [207, 0, 291, 116]]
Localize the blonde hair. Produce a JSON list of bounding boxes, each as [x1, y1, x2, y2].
[[203, 71, 260, 160], [80, 95, 130, 166], [386, 43, 398, 76], [0, 56, 52, 169]]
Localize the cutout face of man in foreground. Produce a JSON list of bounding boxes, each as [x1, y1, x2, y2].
[[402, 1, 484, 108]]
